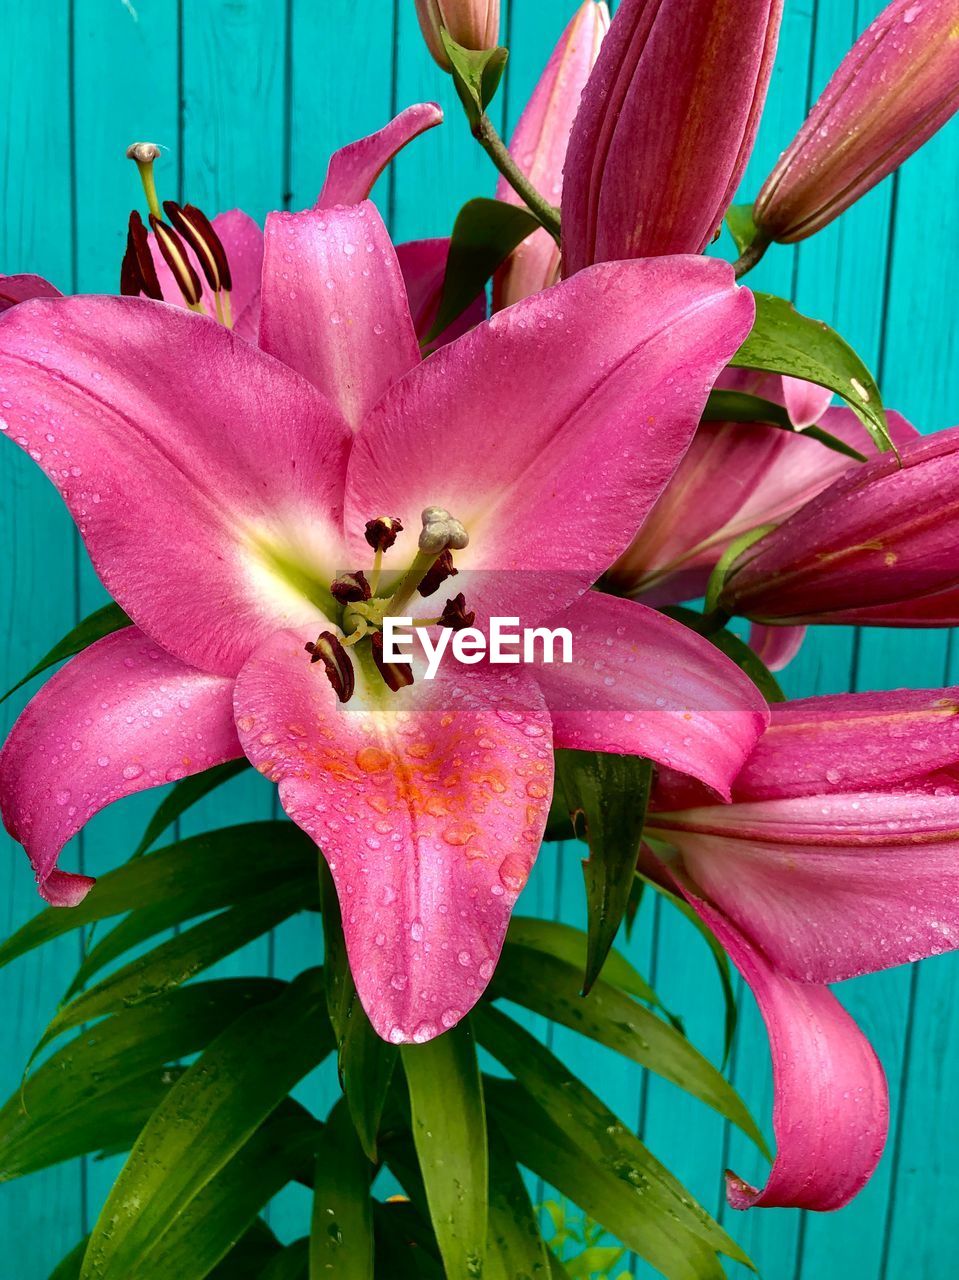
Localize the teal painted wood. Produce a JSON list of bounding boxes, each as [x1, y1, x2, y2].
[[2, 2, 959, 1278]]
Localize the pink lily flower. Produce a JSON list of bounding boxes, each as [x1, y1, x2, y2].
[[414, 0, 501, 69], [0, 206, 766, 1043], [719, 426, 959, 628], [755, 0, 959, 244], [561, 0, 783, 272], [645, 684, 959, 1209], [493, 1, 609, 310]]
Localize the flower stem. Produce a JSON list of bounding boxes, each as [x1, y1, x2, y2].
[[733, 231, 772, 279], [472, 113, 562, 246]]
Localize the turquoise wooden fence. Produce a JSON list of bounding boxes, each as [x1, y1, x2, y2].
[[1, 1, 957, 1276]]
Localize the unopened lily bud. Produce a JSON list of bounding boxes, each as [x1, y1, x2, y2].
[[414, 0, 500, 70], [755, 0, 959, 244], [718, 427, 959, 627], [562, 0, 783, 271], [494, 2, 609, 310]]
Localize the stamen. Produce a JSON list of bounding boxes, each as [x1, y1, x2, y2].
[[120, 211, 163, 301], [371, 632, 415, 692], [125, 141, 163, 220], [385, 508, 470, 616], [305, 632, 355, 704], [365, 516, 404, 552], [440, 593, 475, 631], [149, 215, 204, 309], [417, 548, 457, 598], [163, 201, 233, 294], [330, 570, 372, 604]]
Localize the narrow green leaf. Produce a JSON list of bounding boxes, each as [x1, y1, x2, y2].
[[565, 1247, 627, 1278], [732, 293, 892, 453], [492, 943, 765, 1152], [440, 30, 508, 127], [132, 758, 251, 856], [555, 749, 653, 994], [41, 879, 305, 1050], [0, 979, 281, 1179], [704, 523, 777, 615], [663, 606, 785, 704], [262, 1239, 310, 1280], [725, 204, 758, 256], [703, 389, 868, 462], [311, 1101, 374, 1279], [209, 1220, 284, 1280], [486, 1123, 551, 1280], [0, 821, 315, 972], [80, 970, 333, 1280], [548, 1253, 574, 1280], [139, 1110, 321, 1280], [1, 602, 131, 704], [426, 196, 540, 342], [637, 864, 740, 1069], [320, 861, 397, 1160], [48, 1239, 87, 1280], [373, 1202, 444, 1280], [504, 917, 655, 1004], [401, 1021, 488, 1280], [485, 1075, 738, 1280]]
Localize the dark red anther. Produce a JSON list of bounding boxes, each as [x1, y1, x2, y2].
[[120, 210, 163, 301], [371, 632, 415, 692], [440, 593, 475, 631], [364, 516, 404, 552], [417, 548, 457, 598], [304, 631, 355, 704], [330, 570, 372, 604], [149, 214, 203, 307], [163, 201, 233, 293]]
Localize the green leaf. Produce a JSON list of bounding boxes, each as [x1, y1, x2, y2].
[[48, 1239, 87, 1280], [137, 1109, 320, 1280], [555, 749, 653, 994], [636, 865, 740, 1069], [565, 1247, 627, 1280], [732, 293, 892, 453], [0, 979, 281, 1179], [492, 943, 765, 1152], [485, 1073, 738, 1280], [401, 1021, 488, 1280], [1, 602, 131, 704], [486, 1123, 551, 1280], [725, 204, 758, 256], [311, 1100, 374, 1279], [548, 1253, 574, 1280], [80, 970, 333, 1280], [703, 389, 868, 463], [132, 758, 251, 857], [261, 1239, 309, 1280], [663, 606, 785, 704], [373, 1202, 444, 1280], [40, 878, 306, 1051], [426, 197, 540, 343], [320, 862, 397, 1160], [504, 917, 655, 1005], [209, 1220, 284, 1279], [0, 821, 315, 972], [440, 30, 508, 128]]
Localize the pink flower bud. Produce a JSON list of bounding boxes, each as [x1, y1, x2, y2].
[[414, 0, 501, 70], [720, 427, 959, 626], [755, 0, 959, 243], [493, 2, 609, 310], [561, 0, 783, 270]]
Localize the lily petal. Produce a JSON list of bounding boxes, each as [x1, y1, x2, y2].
[[643, 853, 888, 1211], [535, 593, 768, 798], [260, 202, 421, 428], [0, 273, 62, 313], [346, 256, 754, 628], [748, 623, 806, 671], [234, 631, 553, 1043], [0, 296, 352, 675], [395, 238, 487, 349], [0, 628, 242, 906], [316, 104, 444, 208]]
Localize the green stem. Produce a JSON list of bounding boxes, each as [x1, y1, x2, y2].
[[472, 113, 562, 246], [733, 230, 772, 279]]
